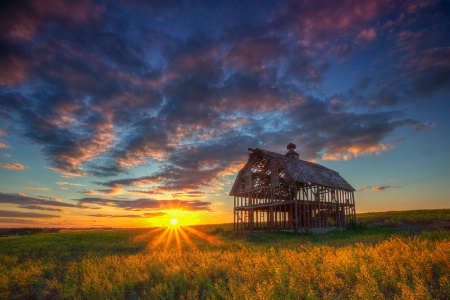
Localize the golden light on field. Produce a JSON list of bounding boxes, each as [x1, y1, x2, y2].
[[170, 218, 178, 226], [139, 224, 222, 252]]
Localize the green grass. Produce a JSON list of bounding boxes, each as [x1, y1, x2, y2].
[[0, 209, 449, 299], [357, 208, 450, 227]]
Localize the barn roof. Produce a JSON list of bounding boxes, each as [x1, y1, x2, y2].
[[230, 147, 355, 194]]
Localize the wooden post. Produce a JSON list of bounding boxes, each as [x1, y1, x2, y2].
[[234, 196, 236, 231], [250, 208, 254, 231], [294, 184, 299, 230]]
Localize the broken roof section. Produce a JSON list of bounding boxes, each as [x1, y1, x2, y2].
[[230, 147, 355, 195]]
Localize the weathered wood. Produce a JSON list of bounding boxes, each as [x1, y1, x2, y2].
[[232, 147, 356, 231]]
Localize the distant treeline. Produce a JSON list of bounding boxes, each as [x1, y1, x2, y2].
[[0, 228, 59, 236]]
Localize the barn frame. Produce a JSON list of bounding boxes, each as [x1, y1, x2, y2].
[[230, 144, 356, 231]]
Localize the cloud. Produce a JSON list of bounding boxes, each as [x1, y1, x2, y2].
[[357, 27, 377, 41], [358, 185, 401, 192], [172, 191, 205, 198], [0, 163, 29, 170], [0, 218, 37, 224], [274, 0, 386, 49], [88, 212, 165, 218], [128, 190, 163, 195], [358, 186, 371, 193], [406, 0, 436, 14], [0, 45, 29, 87], [25, 186, 49, 191], [0, 209, 59, 218], [0, 0, 445, 197], [89, 175, 161, 195], [0, 192, 82, 209], [406, 47, 450, 97], [0, 0, 403, 179], [18, 204, 63, 212], [0, 141, 11, 148], [322, 144, 393, 161], [226, 37, 283, 73], [0, 0, 101, 41], [283, 96, 423, 161], [77, 197, 212, 212], [143, 212, 167, 218], [55, 182, 85, 187], [373, 185, 401, 192], [49, 168, 92, 178]]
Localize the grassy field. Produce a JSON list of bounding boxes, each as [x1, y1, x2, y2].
[[1, 209, 449, 299]]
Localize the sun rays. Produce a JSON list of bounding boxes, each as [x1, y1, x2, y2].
[[144, 225, 222, 252]]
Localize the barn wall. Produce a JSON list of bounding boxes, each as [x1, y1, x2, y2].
[[234, 182, 356, 231]]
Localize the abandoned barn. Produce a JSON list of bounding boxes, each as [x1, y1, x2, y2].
[[230, 143, 356, 231]]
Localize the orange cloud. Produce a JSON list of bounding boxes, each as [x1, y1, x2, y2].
[[0, 163, 29, 171], [0, 142, 11, 149], [48, 167, 91, 178], [358, 186, 371, 192], [25, 186, 49, 191], [373, 185, 401, 192], [322, 143, 392, 161]]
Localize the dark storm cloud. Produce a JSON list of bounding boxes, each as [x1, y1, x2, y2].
[[0, 0, 446, 193], [77, 198, 212, 211]]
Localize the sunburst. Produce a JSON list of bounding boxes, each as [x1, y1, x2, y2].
[[147, 224, 222, 252]]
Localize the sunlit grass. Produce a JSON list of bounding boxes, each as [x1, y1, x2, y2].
[[1, 209, 449, 299], [145, 224, 222, 253]]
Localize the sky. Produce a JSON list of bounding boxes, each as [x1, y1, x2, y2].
[[0, 0, 449, 228]]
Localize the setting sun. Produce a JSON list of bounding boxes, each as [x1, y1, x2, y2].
[[170, 218, 178, 226]]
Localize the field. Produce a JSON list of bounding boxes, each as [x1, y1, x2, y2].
[[1, 209, 449, 300]]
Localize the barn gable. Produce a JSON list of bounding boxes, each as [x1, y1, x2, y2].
[[230, 148, 354, 195]]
